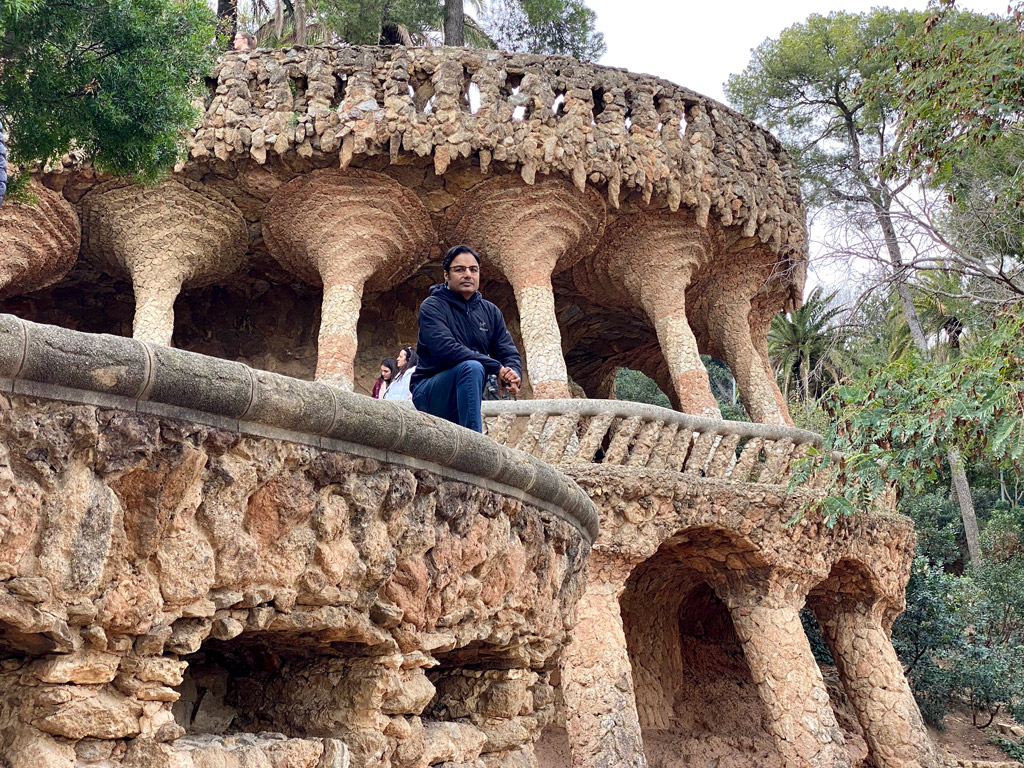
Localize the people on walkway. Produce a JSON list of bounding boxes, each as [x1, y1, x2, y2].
[[372, 357, 397, 399], [384, 346, 417, 401], [411, 245, 521, 432]]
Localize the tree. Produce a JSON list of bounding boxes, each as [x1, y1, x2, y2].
[[767, 286, 847, 409], [726, 10, 984, 563], [0, 0, 215, 197], [479, 0, 604, 59], [238, 0, 604, 59]]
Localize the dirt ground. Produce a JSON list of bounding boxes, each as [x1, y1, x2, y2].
[[932, 710, 1022, 765]]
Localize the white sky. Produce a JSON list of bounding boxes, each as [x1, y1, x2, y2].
[[586, 0, 1010, 104]]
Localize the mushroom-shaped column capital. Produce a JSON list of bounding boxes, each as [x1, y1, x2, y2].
[[80, 179, 249, 346], [262, 168, 435, 389], [573, 212, 721, 418], [0, 183, 80, 300], [441, 175, 606, 399]]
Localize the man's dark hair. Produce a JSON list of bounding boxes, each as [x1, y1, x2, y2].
[[442, 245, 481, 272]]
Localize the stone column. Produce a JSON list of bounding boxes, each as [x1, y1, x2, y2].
[[703, 290, 789, 425], [714, 575, 850, 768], [262, 168, 434, 389], [572, 213, 721, 418], [812, 597, 944, 768], [80, 180, 249, 347], [441, 176, 606, 399], [561, 560, 648, 768]]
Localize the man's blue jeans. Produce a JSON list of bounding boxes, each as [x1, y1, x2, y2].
[[412, 360, 486, 432]]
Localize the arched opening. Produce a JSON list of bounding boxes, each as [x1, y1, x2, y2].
[[619, 531, 781, 768]]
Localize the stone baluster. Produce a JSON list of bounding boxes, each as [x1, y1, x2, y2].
[[440, 175, 605, 399], [262, 168, 434, 390], [0, 183, 80, 302], [574, 412, 616, 464], [712, 573, 850, 768], [604, 416, 642, 465], [644, 422, 680, 469], [540, 412, 581, 465], [562, 555, 648, 768], [573, 213, 721, 418], [731, 436, 765, 481], [80, 180, 248, 347], [811, 595, 945, 768], [682, 431, 717, 474]]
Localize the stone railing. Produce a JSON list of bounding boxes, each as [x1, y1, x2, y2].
[[175, 46, 803, 253], [0, 314, 597, 541], [482, 399, 826, 486]]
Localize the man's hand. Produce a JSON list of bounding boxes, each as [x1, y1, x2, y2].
[[498, 366, 521, 397]]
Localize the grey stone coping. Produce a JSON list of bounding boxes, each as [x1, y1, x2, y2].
[[482, 398, 825, 448], [0, 314, 598, 542]]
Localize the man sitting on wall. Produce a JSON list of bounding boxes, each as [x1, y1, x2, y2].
[[411, 245, 522, 432]]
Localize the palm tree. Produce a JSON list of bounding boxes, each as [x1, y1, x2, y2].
[[768, 287, 848, 409]]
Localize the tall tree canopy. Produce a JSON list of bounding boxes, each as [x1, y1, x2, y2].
[[725, 10, 989, 560], [236, 0, 604, 59], [0, 0, 215, 197]]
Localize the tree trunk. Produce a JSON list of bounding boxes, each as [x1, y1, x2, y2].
[[875, 204, 982, 566], [800, 356, 811, 412], [217, 0, 238, 43], [444, 0, 465, 46], [294, 0, 308, 45]]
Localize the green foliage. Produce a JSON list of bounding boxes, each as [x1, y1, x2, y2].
[[768, 286, 847, 406], [0, 0, 215, 190], [614, 368, 671, 410], [800, 608, 834, 665], [725, 10, 923, 209], [989, 734, 1024, 763], [893, 540, 1024, 728], [480, 0, 604, 59], [799, 311, 1024, 523], [877, 6, 1024, 183]]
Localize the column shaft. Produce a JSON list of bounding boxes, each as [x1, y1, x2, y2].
[[814, 600, 943, 768], [513, 280, 571, 399], [562, 574, 648, 768], [720, 580, 850, 768], [316, 281, 363, 390]]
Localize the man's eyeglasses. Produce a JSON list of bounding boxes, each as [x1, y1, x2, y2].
[[449, 265, 480, 275]]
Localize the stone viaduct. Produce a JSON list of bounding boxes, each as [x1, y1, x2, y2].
[[0, 45, 969, 768]]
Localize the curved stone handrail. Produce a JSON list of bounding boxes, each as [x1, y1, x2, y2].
[[182, 46, 803, 256], [0, 313, 598, 541], [482, 398, 824, 485]]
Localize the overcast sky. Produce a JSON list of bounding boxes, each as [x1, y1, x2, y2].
[[585, 0, 1010, 105]]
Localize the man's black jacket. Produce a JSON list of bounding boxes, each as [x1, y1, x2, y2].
[[411, 283, 522, 390]]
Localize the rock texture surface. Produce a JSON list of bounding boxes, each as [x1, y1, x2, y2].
[[0, 319, 593, 768], [483, 400, 945, 768], [0, 183, 79, 301]]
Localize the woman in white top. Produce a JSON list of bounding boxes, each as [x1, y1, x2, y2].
[[384, 347, 417, 401]]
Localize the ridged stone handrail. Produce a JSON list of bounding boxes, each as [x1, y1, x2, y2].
[[0, 314, 598, 542], [163, 46, 804, 255], [482, 399, 825, 485]]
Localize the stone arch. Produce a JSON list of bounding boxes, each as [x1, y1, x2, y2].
[[0, 183, 80, 302], [618, 528, 781, 768]]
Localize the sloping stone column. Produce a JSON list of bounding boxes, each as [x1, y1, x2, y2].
[[80, 180, 249, 346], [441, 176, 605, 399], [811, 596, 944, 768], [262, 168, 434, 389], [573, 213, 720, 418], [561, 553, 647, 768], [701, 275, 790, 425], [713, 573, 850, 768]]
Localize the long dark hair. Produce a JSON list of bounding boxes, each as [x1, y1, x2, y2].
[[378, 357, 397, 382], [394, 347, 418, 380]]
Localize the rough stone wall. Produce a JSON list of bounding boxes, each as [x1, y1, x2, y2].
[[0, 394, 589, 767]]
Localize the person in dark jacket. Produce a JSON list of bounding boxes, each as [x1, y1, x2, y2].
[[411, 245, 522, 432]]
